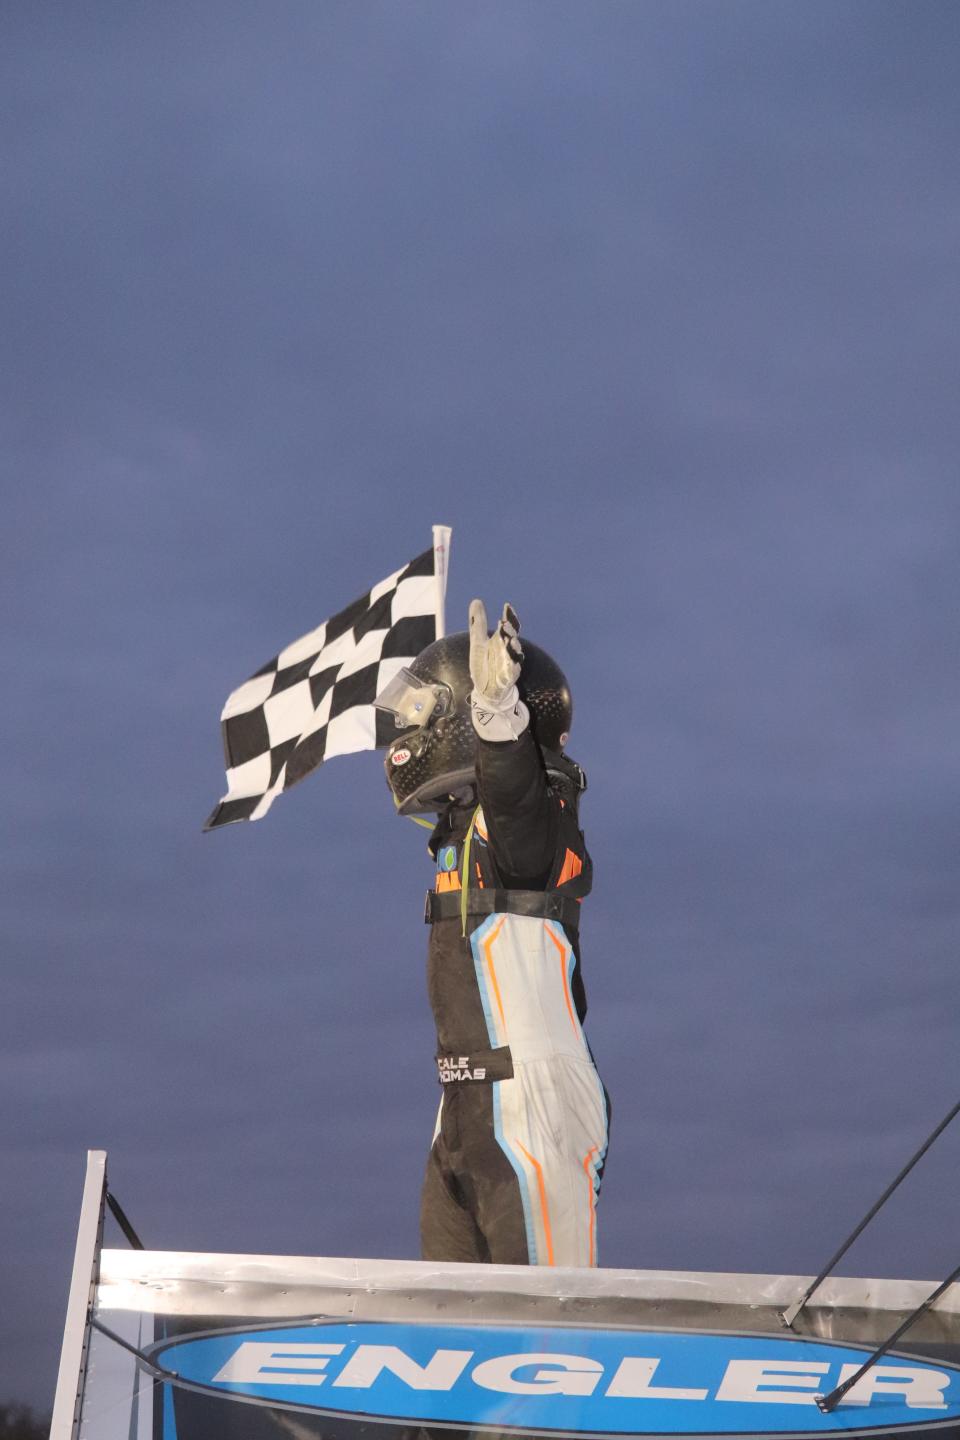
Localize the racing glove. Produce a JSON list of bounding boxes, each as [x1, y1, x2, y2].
[[468, 599, 530, 741]]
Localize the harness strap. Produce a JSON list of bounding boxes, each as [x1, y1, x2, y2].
[[425, 888, 582, 930]]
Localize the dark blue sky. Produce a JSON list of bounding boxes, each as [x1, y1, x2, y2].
[[3, 1, 959, 1412]]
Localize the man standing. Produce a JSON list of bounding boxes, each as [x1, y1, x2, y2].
[[376, 600, 609, 1266]]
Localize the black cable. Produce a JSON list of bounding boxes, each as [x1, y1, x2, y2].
[[816, 1260, 960, 1412], [780, 1098, 960, 1328], [106, 1190, 146, 1250]]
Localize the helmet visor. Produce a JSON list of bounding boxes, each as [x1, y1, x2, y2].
[[374, 667, 452, 730]]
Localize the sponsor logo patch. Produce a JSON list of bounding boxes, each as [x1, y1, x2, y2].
[[391, 748, 411, 766]]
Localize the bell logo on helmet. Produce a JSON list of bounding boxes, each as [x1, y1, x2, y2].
[[391, 748, 412, 766]]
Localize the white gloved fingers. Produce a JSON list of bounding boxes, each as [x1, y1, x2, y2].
[[468, 598, 522, 700], [498, 603, 524, 666], [468, 598, 490, 691], [467, 597, 529, 739], [463, 596, 526, 737]]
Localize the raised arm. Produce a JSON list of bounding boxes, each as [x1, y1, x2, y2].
[[468, 600, 559, 887]]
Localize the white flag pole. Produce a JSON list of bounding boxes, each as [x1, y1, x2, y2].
[[432, 524, 452, 639]]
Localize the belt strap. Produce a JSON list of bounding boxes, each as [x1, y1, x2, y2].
[[425, 888, 582, 930], [436, 1046, 514, 1084]]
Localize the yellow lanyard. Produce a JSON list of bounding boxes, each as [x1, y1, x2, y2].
[[460, 806, 480, 937]]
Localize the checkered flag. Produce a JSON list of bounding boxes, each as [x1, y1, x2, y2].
[[205, 528, 451, 829]]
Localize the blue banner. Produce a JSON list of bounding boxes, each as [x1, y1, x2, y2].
[[152, 1320, 960, 1435]]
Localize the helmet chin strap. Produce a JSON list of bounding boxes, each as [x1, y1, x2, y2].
[[398, 781, 477, 825]]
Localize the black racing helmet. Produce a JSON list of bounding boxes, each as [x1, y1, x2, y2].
[[376, 630, 575, 815]]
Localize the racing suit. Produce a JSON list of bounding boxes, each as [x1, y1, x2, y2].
[[420, 729, 609, 1267]]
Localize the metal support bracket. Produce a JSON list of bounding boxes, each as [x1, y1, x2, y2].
[[50, 1150, 108, 1440]]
